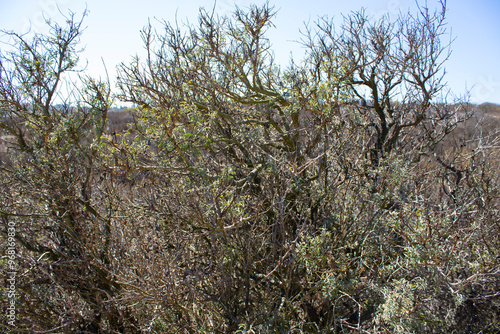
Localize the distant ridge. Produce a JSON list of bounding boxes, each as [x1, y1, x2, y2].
[[478, 102, 500, 118]]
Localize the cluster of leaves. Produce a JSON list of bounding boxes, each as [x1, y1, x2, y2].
[[1, 2, 499, 333]]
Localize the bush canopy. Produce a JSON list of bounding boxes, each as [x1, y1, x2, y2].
[[0, 2, 499, 333]]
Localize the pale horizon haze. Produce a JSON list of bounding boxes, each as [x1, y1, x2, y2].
[[1, 0, 500, 105]]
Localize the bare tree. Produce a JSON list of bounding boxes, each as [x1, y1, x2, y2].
[[301, 0, 469, 168]]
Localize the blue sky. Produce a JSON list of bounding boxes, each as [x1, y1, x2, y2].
[[1, 0, 500, 104]]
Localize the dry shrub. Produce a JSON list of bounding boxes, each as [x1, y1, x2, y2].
[[1, 3, 499, 334]]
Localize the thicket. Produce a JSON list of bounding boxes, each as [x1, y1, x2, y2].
[[1, 2, 499, 333]]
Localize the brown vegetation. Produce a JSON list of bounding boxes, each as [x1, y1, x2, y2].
[[0, 3, 499, 333]]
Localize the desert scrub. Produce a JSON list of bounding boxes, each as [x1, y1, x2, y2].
[[376, 277, 428, 333]]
